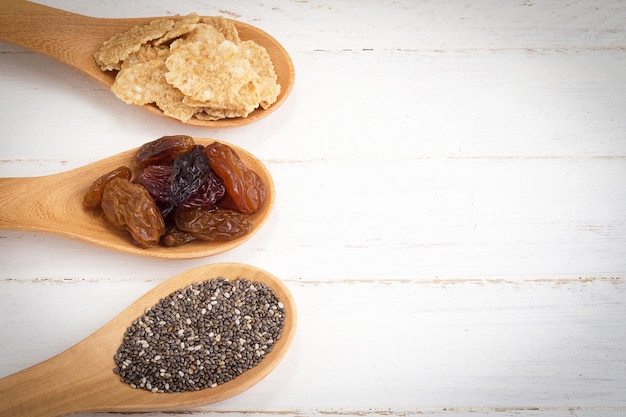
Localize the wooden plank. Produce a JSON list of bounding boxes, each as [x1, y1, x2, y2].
[[1, 158, 624, 281], [0, 278, 624, 414], [12, 0, 626, 51], [1, 49, 625, 168]]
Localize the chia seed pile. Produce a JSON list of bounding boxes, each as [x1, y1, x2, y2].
[[113, 277, 285, 393]]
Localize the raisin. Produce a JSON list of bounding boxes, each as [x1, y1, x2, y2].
[[162, 227, 197, 247], [136, 165, 172, 209], [85, 137, 261, 250], [175, 207, 252, 241], [101, 177, 165, 248], [182, 169, 226, 210], [137, 164, 226, 215], [136, 135, 194, 168], [204, 142, 266, 214], [83, 166, 132, 210], [168, 145, 211, 211]]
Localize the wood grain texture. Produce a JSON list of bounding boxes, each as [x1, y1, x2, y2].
[[0, 0, 624, 416]]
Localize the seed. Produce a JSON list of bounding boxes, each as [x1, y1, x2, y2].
[[113, 277, 285, 393]]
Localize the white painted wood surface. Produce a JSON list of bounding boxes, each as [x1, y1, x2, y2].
[[1, 1, 625, 416]]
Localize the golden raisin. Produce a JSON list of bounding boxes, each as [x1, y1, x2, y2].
[[101, 177, 165, 248], [83, 166, 132, 210], [175, 207, 252, 241], [204, 142, 266, 214]]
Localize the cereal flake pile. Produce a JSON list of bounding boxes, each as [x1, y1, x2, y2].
[[94, 14, 281, 122]]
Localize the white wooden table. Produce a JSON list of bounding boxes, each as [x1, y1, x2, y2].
[[1, 1, 625, 416]]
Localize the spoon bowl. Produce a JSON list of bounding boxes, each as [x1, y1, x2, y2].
[[0, 138, 275, 258], [0, 0, 295, 127], [0, 263, 297, 417]]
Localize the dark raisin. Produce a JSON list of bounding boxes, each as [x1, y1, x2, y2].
[[182, 169, 226, 210], [167, 145, 211, 213], [136, 165, 172, 210], [138, 163, 226, 215]]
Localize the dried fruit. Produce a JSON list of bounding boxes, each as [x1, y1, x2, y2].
[[205, 142, 266, 214], [101, 177, 165, 248], [175, 208, 252, 241], [136, 164, 172, 214], [137, 164, 226, 213], [182, 169, 226, 210], [136, 135, 194, 168], [83, 166, 132, 210], [168, 146, 211, 212], [162, 227, 197, 247], [85, 137, 261, 248]]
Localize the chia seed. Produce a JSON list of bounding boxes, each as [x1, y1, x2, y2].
[[113, 277, 285, 393]]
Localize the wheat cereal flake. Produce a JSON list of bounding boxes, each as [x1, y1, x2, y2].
[[154, 13, 201, 46], [166, 39, 257, 107], [200, 16, 241, 43], [96, 13, 280, 122], [121, 44, 170, 70], [167, 39, 282, 117], [239, 40, 281, 109], [169, 23, 226, 50], [94, 18, 175, 71], [111, 59, 197, 122]]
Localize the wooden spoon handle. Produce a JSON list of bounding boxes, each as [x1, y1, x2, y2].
[[0, 0, 94, 63], [0, 177, 49, 230], [0, 350, 79, 417], [0, 0, 141, 87], [0, 343, 106, 417], [0, 174, 88, 235]]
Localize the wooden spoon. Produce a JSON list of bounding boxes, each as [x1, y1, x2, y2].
[[0, 0, 295, 127], [0, 138, 275, 258], [0, 263, 297, 417]]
